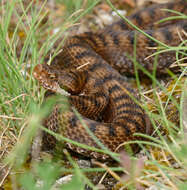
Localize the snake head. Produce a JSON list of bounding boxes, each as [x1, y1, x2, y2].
[[33, 64, 87, 96], [33, 64, 70, 96], [33, 64, 59, 91]]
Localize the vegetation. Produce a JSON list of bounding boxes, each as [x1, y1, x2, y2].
[[0, 0, 187, 189]]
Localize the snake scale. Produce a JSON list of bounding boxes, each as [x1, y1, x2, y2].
[[33, 0, 187, 159]]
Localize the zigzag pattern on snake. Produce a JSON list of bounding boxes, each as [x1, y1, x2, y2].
[[33, 0, 187, 159]]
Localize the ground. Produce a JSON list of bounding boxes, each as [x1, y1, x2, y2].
[[0, 0, 187, 189]]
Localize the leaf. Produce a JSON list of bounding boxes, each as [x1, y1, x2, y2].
[[182, 84, 187, 133], [19, 172, 38, 190]]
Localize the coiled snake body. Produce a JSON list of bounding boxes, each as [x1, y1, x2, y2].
[[33, 1, 187, 159]]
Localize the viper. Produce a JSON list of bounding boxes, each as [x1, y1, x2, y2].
[[33, 0, 187, 159]]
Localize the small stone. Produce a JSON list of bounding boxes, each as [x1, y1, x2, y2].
[[111, 10, 126, 17], [52, 175, 73, 190], [77, 159, 91, 168]]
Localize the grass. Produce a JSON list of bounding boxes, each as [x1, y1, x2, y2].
[[0, 0, 187, 189]]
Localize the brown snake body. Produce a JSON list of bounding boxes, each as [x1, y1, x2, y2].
[[33, 0, 187, 159]]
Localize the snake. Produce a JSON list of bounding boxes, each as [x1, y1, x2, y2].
[[33, 0, 187, 159]]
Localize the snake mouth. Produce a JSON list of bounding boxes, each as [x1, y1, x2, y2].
[[42, 81, 57, 91], [41, 80, 70, 96]]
